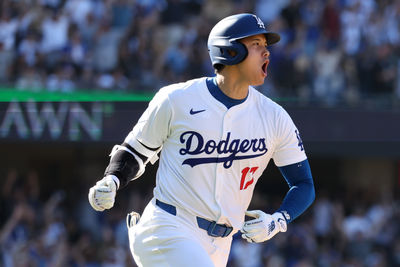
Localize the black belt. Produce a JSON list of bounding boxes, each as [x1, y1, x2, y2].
[[155, 199, 233, 238]]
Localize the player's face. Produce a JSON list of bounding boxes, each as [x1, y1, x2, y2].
[[237, 34, 270, 86]]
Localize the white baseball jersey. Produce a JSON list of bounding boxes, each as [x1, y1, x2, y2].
[[125, 77, 306, 232]]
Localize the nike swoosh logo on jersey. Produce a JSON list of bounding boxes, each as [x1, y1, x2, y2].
[[190, 108, 205, 115]]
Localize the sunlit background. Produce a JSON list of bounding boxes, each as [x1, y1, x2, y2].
[[0, 0, 400, 266]]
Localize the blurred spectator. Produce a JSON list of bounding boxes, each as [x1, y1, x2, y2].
[[64, 0, 94, 28], [159, 40, 189, 81], [0, 8, 18, 51], [281, 0, 301, 31], [111, 0, 136, 30], [18, 31, 41, 67], [369, 44, 397, 95], [98, 225, 128, 266], [92, 19, 124, 73], [79, 12, 100, 50], [384, 1, 400, 46], [0, 42, 15, 83], [230, 236, 264, 267], [342, 57, 360, 104], [313, 192, 334, 239], [46, 64, 76, 92], [94, 73, 106, 90], [16, 66, 44, 91], [64, 28, 88, 75], [340, 1, 365, 56], [40, 9, 69, 54], [255, 0, 289, 24], [343, 205, 372, 241], [160, 0, 186, 25], [112, 68, 131, 91], [78, 65, 96, 89], [312, 41, 345, 105], [15, 3, 42, 38], [321, 0, 340, 43]]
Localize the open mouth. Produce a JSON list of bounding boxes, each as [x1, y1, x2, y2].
[[262, 60, 269, 75]]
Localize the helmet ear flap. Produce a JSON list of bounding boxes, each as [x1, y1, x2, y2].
[[211, 41, 248, 66], [230, 41, 248, 64]]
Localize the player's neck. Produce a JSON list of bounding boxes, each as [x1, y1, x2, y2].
[[216, 74, 249, 100]]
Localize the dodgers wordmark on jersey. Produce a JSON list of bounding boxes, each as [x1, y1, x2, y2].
[[124, 77, 306, 232]]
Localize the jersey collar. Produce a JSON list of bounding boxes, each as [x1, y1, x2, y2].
[[206, 77, 248, 109]]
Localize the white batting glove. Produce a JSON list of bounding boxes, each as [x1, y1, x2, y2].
[[88, 175, 119, 211], [241, 210, 287, 243]]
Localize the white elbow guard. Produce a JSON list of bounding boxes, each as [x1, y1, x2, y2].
[[124, 134, 161, 165]]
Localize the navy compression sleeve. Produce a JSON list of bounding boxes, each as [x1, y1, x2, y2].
[[276, 159, 315, 223]]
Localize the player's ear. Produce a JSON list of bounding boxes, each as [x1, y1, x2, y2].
[[227, 49, 237, 57]]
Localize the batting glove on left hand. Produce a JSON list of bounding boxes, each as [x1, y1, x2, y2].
[[88, 175, 119, 211], [241, 210, 287, 243]]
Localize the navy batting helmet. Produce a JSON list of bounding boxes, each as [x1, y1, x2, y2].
[[208, 13, 280, 67]]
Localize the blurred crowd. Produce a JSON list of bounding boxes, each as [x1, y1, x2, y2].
[[1, 168, 400, 267], [0, 0, 400, 105], [0, 168, 151, 267]]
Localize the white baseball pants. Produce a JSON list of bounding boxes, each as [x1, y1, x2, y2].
[[128, 198, 233, 267]]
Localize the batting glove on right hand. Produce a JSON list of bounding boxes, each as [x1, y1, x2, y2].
[[241, 210, 287, 243], [88, 175, 119, 211]]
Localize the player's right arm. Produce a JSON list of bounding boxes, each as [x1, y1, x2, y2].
[[88, 142, 155, 212], [88, 88, 172, 212]]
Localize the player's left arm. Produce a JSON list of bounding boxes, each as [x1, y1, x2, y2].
[[276, 158, 315, 223], [272, 106, 315, 222], [241, 160, 314, 243], [241, 106, 315, 243]]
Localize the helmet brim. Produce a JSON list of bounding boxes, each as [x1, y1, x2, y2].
[[265, 32, 280, 46], [230, 31, 281, 46]]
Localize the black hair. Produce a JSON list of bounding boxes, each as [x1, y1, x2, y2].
[[214, 64, 225, 74]]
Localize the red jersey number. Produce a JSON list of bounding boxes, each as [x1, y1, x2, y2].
[[240, 166, 258, 190]]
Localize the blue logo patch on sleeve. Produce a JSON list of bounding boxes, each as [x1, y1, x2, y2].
[[295, 130, 304, 151]]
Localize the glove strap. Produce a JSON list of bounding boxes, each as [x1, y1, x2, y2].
[[106, 175, 120, 189], [272, 212, 287, 232]]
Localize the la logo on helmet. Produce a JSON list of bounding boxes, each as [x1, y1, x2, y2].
[[253, 15, 265, 29]]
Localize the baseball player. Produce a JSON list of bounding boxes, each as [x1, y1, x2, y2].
[[88, 13, 315, 267]]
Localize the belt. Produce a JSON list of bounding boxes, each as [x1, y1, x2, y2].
[[155, 199, 233, 238]]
